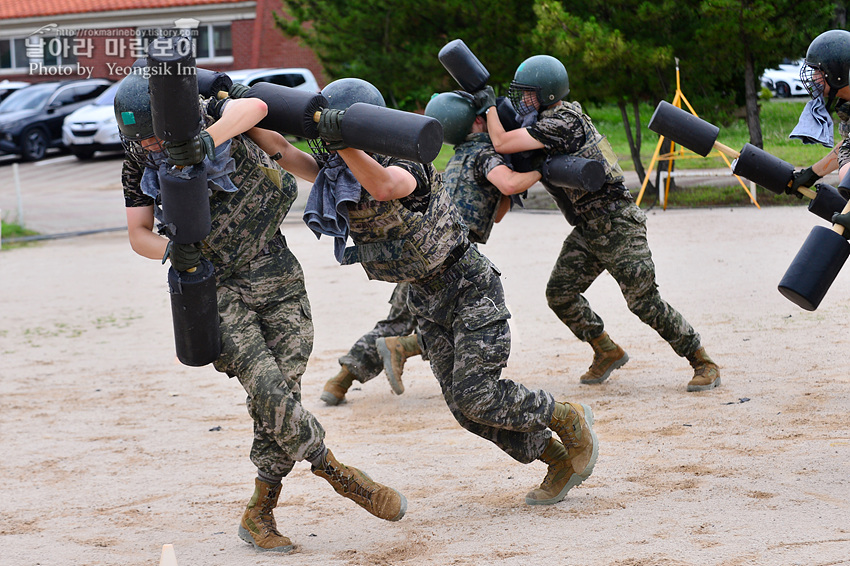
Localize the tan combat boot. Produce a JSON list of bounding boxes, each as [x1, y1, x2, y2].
[[376, 334, 421, 395], [320, 365, 355, 405], [686, 347, 721, 392], [548, 402, 599, 490], [526, 437, 579, 505], [238, 478, 294, 553], [312, 449, 407, 522], [580, 332, 628, 384]]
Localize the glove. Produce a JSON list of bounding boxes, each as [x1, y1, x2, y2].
[[472, 86, 496, 114], [163, 241, 201, 272], [317, 108, 347, 150], [787, 166, 822, 197], [832, 211, 850, 238], [228, 83, 250, 99], [164, 131, 215, 166]]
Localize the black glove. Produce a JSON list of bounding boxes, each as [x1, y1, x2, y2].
[[317, 108, 346, 150], [472, 86, 496, 114], [787, 166, 822, 197], [164, 131, 215, 166], [229, 83, 250, 99], [163, 241, 201, 272], [832, 211, 850, 238]]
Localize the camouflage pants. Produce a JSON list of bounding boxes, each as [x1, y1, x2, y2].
[[339, 282, 420, 382], [213, 245, 325, 478], [409, 246, 554, 464], [546, 203, 701, 357]]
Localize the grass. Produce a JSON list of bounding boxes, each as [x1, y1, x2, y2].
[[1, 221, 38, 249]]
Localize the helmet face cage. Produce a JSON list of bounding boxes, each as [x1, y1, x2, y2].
[[122, 138, 161, 169], [508, 81, 541, 116], [307, 137, 332, 164], [801, 64, 826, 100]]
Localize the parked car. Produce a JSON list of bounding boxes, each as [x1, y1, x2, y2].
[[760, 59, 807, 98], [62, 82, 122, 160], [226, 67, 320, 92], [0, 79, 112, 161], [0, 80, 30, 103]]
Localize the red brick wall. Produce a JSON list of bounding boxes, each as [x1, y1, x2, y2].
[[2, 2, 327, 86]]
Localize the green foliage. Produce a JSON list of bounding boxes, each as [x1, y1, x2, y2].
[[277, 0, 537, 110], [1, 221, 38, 250]]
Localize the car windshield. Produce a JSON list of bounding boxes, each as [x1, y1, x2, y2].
[[0, 83, 56, 112], [93, 83, 119, 106]]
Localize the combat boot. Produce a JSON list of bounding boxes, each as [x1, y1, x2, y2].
[[686, 347, 721, 392], [580, 332, 628, 384], [548, 402, 598, 488], [238, 478, 294, 553], [526, 437, 581, 505], [376, 334, 421, 394], [320, 365, 355, 405], [312, 449, 407, 522]]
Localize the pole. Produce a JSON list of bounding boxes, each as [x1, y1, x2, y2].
[[13, 162, 24, 225]]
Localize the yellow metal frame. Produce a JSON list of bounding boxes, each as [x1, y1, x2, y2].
[[635, 60, 759, 209]]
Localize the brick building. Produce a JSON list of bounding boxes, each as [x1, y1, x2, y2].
[[0, 0, 326, 86]]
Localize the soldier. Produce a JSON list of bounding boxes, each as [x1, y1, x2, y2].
[[475, 55, 721, 392], [262, 78, 599, 506], [320, 92, 542, 405], [789, 30, 850, 196], [115, 67, 406, 553]]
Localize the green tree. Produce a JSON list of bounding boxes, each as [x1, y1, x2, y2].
[[275, 0, 537, 110]]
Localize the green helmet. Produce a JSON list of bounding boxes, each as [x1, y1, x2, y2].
[[509, 55, 569, 115], [113, 62, 154, 141], [424, 92, 477, 145], [321, 78, 385, 110], [802, 29, 850, 109]]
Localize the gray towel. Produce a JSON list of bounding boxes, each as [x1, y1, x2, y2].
[[302, 154, 363, 263], [790, 96, 834, 148], [141, 139, 237, 199]]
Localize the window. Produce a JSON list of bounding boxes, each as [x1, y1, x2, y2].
[[0, 38, 32, 70], [196, 24, 232, 60]]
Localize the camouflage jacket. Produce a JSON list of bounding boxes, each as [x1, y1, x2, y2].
[[342, 155, 468, 283], [836, 100, 850, 168], [122, 96, 297, 282], [529, 101, 631, 218], [442, 132, 507, 244]]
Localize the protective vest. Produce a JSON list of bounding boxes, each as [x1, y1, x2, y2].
[[342, 159, 467, 283], [200, 134, 296, 281], [542, 102, 630, 219], [443, 133, 503, 245]]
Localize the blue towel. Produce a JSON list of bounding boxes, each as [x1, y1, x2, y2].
[[790, 96, 834, 148], [141, 139, 237, 198], [302, 153, 364, 263]]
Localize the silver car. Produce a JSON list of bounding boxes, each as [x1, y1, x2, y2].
[[62, 82, 122, 160]]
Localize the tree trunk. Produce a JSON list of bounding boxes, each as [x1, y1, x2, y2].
[[619, 100, 651, 191], [744, 49, 764, 149]]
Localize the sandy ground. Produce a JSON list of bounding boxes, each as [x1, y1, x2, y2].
[[2, 194, 850, 565]]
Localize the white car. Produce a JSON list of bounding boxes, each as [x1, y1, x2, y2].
[[761, 59, 808, 98], [62, 82, 122, 160], [226, 67, 320, 92]]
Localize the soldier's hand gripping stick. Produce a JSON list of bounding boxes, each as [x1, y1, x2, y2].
[[778, 195, 850, 311], [148, 35, 220, 367], [438, 39, 490, 93], [648, 101, 817, 199], [238, 82, 444, 163]]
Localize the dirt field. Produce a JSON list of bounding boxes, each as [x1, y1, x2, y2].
[[2, 203, 850, 566]]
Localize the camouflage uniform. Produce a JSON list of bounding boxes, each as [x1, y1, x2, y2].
[[336, 132, 509, 382], [835, 100, 850, 167], [340, 154, 554, 463], [123, 97, 325, 478], [533, 102, 702, 357]]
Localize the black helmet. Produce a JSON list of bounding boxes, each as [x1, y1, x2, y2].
[[424, 92, 477, 145], [508, 55, 569, 115], [321, 78, 385, 110], [114, 61, 153, 141], [801, 30, 850, 110]]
